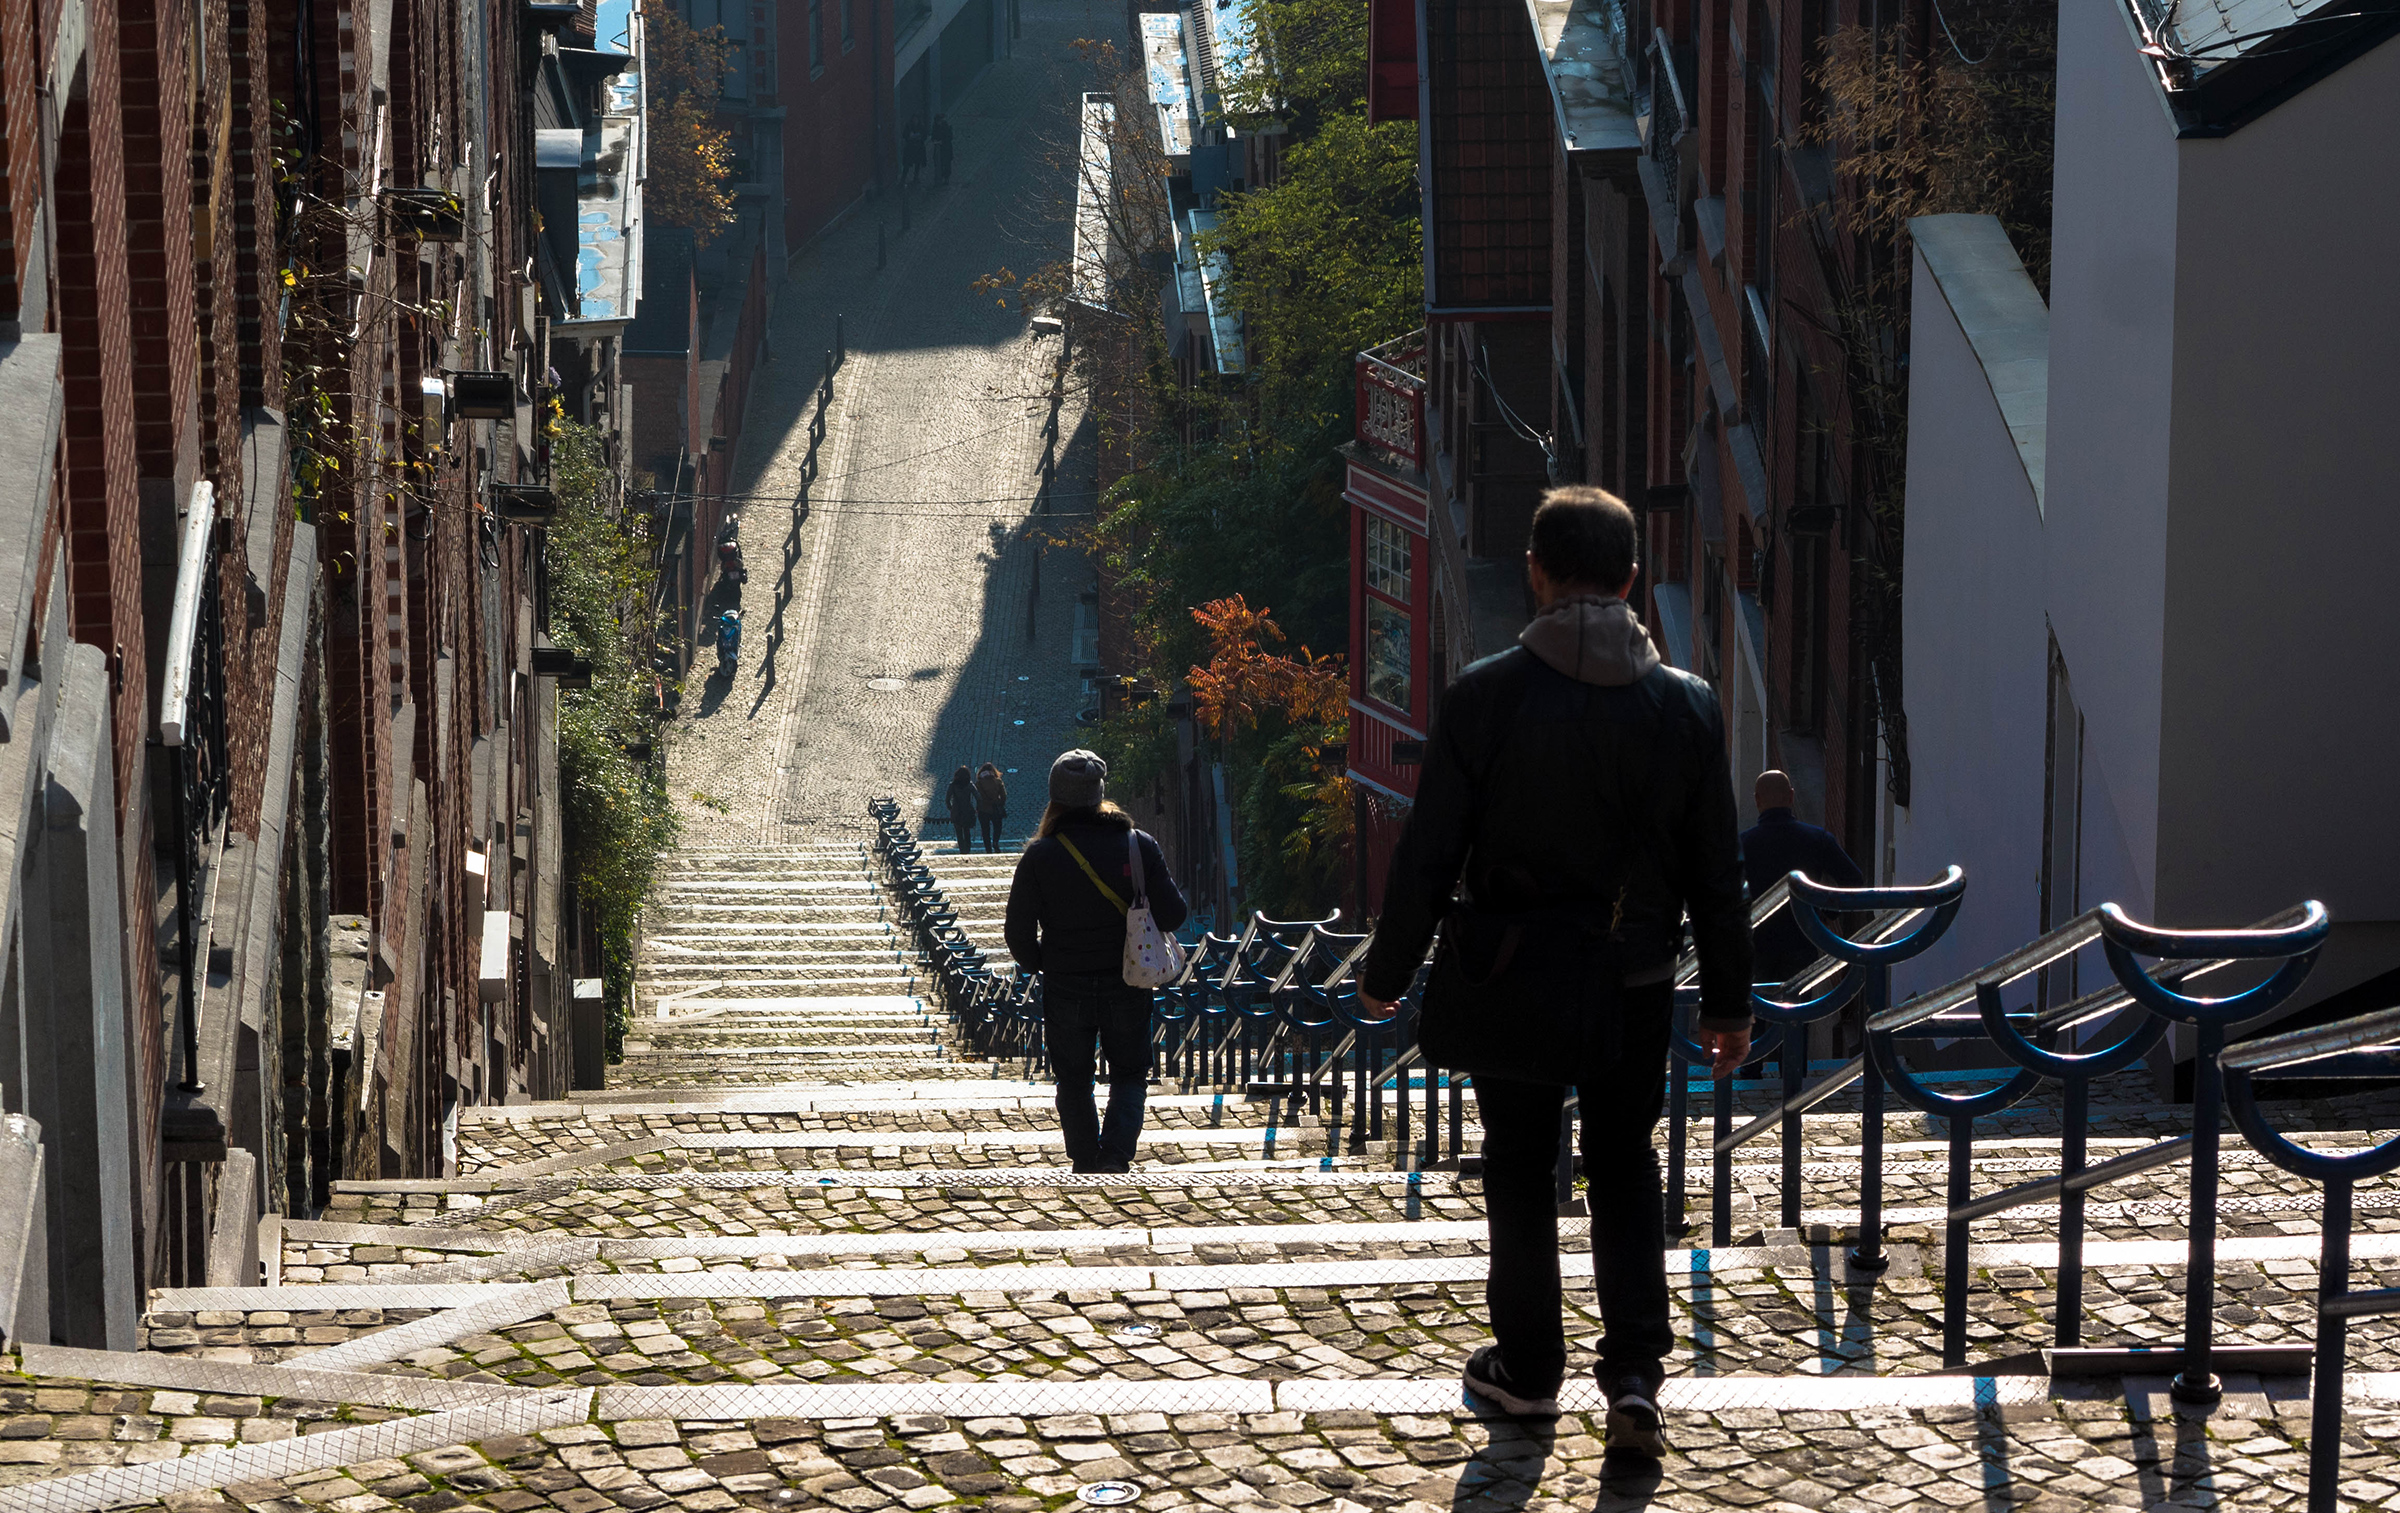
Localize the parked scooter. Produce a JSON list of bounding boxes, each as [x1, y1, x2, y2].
[[716, 608, 743, 676], [717, 513, 746, 586]]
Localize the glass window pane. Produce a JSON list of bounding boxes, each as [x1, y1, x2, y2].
[[1367, 599, 1411, 712], [1366, 515, 1411, 603]]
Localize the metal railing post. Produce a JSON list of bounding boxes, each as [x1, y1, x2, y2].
[[1851, 963, 1890, 1273], [1711, 1055, 1734, 1246], [1779, 1021, 1804, 1230], [2096, 901, 2330, 1408], [2178, 1018, 2228, 1404], [2057, 1075, 2088, 1347], [1665, 1027, 1690, 1237], [2312, 1178, 2353, 1512]]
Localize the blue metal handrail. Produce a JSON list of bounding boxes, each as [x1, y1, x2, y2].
[[2219, 1001, 2400, 1513], [1753, 868, 1966, 1270], [2095, 901, 2329, 1407]]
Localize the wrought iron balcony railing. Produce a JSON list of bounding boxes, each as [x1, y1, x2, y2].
[[1354, 330, 1426, 472], [1645, 29, 1687, 183]]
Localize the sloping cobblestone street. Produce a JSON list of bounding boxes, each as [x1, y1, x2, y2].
[[667, 0, 1104, 851], [0, 5, 2395, 1511]]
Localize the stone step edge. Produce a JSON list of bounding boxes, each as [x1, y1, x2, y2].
[[466, 1129, 2322, 1182], [278, 1220, 2397, 1276], [14, 1343, 561, 1412], [331, 1166, 1451, 1198], [0, 1385, 588, 1513], [456, 1083, 2241, 1123], [168, 1224, 2400, 1318]]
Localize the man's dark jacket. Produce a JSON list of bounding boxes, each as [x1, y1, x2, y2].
[[1359, 599, 1753, 1032], [1742, 807, 1865, 978]]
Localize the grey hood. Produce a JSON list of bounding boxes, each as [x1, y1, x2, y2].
[[1517, 594, 1662, 687]]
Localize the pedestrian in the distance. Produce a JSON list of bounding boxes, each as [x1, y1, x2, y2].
[[1741, 769, 1865, 984], [1002, 750, 1188, 1173], [1357, 487, 1752, 1460], [900, 119, 927, 186], [974, 763, 1007, 852], [945, 766, 978, 853], [929, 114, 954, 184]]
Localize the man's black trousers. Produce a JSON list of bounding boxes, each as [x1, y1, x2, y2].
[[1471, 979, 1677, 1388]]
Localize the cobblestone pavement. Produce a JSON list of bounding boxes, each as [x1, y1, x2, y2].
[[5, 4, 2400, 1508], [22, 1388, 2400, 1512]]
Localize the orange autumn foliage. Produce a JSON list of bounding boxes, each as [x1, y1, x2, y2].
[[1187, 595, 1348, 739]]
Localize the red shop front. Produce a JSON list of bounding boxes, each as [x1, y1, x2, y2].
[[1345, 454, 1432, 917]]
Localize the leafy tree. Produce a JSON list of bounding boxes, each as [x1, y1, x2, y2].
[[1084, 0, 1419, 910], [1185, 597, 1350, 915], [1219, 0, 1369, 129], [644, 9, 740, 248], [985, 2, 1420, 916], [1198, 110, 1423, 456]]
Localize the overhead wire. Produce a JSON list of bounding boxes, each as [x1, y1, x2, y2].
[[1929, 0, 1996, 65], [1476, 345, 1557, 478], [662, 488, 1102, 509]]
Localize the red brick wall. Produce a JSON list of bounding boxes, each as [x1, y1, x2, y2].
[[0, 0, 37, 321], [234, 0, 284, 402], [778, 0, 892, 250], [53, 0, 175, 1302], [120, 0, 202, 487]]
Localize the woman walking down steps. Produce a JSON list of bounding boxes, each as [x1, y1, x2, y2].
[[1002, 749, 1188, 1173]]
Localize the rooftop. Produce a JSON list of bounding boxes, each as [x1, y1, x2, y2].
[[1193, 0, 1261, 99], [1140, 11, 1197, 163], [2125, 0, 2400, 132], [1069, 94, 1117, 311]]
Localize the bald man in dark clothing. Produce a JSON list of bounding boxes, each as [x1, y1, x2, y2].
[[1741, 771, 1865, 982]]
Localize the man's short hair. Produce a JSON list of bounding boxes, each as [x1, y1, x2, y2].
[[1528, 487, 1639, 592]]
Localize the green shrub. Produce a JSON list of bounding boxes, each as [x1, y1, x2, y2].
[[546, 417, 680, 1062]]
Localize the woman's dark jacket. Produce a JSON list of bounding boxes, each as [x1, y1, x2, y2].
[[974, 772, 1008, 818], [1358, 646, 1754, 1031], [1004, 822, 1188, 978], [945, 777, 977, 826]]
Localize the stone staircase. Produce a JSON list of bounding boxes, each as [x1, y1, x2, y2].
[[7, 823, 2400, 1511]]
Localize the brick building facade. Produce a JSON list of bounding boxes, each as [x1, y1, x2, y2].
[[0, 0, 642, 1342]]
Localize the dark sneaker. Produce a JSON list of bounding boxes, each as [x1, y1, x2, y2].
[[1600, 1370, 1667, 1459], [1462, 1346, 1561, 1418]]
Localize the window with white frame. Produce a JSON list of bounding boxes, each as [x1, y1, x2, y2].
[[1366, 514, 1411, 603]]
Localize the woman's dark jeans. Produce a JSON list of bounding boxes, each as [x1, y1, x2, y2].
[[1471, 979, 1677, 1390], [979, 815, 1003, 852], [1042, 974, 1152, 1170], [951, 818, 973, 851]]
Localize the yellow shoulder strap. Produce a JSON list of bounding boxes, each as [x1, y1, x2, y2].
[[1055, 834, 1128, 914]]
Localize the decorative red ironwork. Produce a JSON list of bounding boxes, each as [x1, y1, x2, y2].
[[1355, 331, 1426, 471]]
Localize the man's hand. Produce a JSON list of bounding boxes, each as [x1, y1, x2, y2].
[[1699, 1027, 1752, 1080], [1359, 990, 1395, 1017]]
